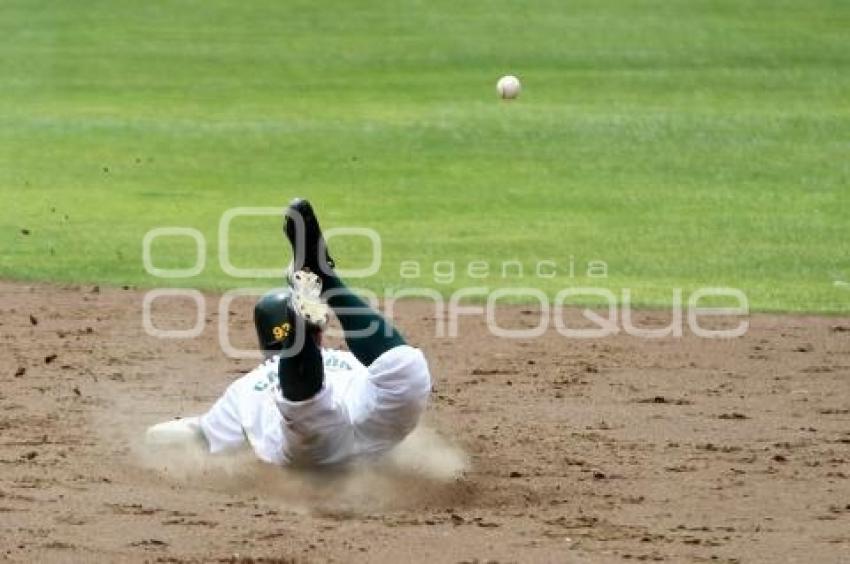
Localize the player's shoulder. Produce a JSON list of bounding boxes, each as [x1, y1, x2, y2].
[[246, 357, 279, 379], [321, 348, 360, 371]]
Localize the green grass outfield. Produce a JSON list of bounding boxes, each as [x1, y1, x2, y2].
[[2, 0, 848, 313]]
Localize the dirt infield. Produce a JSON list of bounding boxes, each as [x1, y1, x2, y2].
[[1, 281, 848, 563]]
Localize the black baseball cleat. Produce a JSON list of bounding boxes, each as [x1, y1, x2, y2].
[[283, 198, 335, 281]]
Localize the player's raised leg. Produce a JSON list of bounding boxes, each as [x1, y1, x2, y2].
[[283, 199, 431, 453], [284, 198, 406, 365]]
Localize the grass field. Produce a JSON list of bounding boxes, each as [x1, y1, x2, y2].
[[2, 0, 848, 312]]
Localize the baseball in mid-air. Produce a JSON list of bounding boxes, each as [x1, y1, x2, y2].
[[496, 75, 521, 100]]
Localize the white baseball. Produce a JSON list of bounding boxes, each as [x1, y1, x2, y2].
[[496, 75, 521, 100]]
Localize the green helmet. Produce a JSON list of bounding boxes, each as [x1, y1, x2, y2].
[[254, 288, 294, 359]]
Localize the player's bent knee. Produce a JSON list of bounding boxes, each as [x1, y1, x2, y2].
[[353, 347, 432, 446], [379, 346, 431, 407], [399, 354, 431, 404], [369, 345, 432, 397]]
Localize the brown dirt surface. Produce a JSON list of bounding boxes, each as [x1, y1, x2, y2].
[[1, 280, 849, 563]]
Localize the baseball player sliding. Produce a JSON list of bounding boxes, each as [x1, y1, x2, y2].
[[146, 199, 431, 465]]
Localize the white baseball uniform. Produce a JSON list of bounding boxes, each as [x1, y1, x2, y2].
[[197, 344, 431, 465]]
